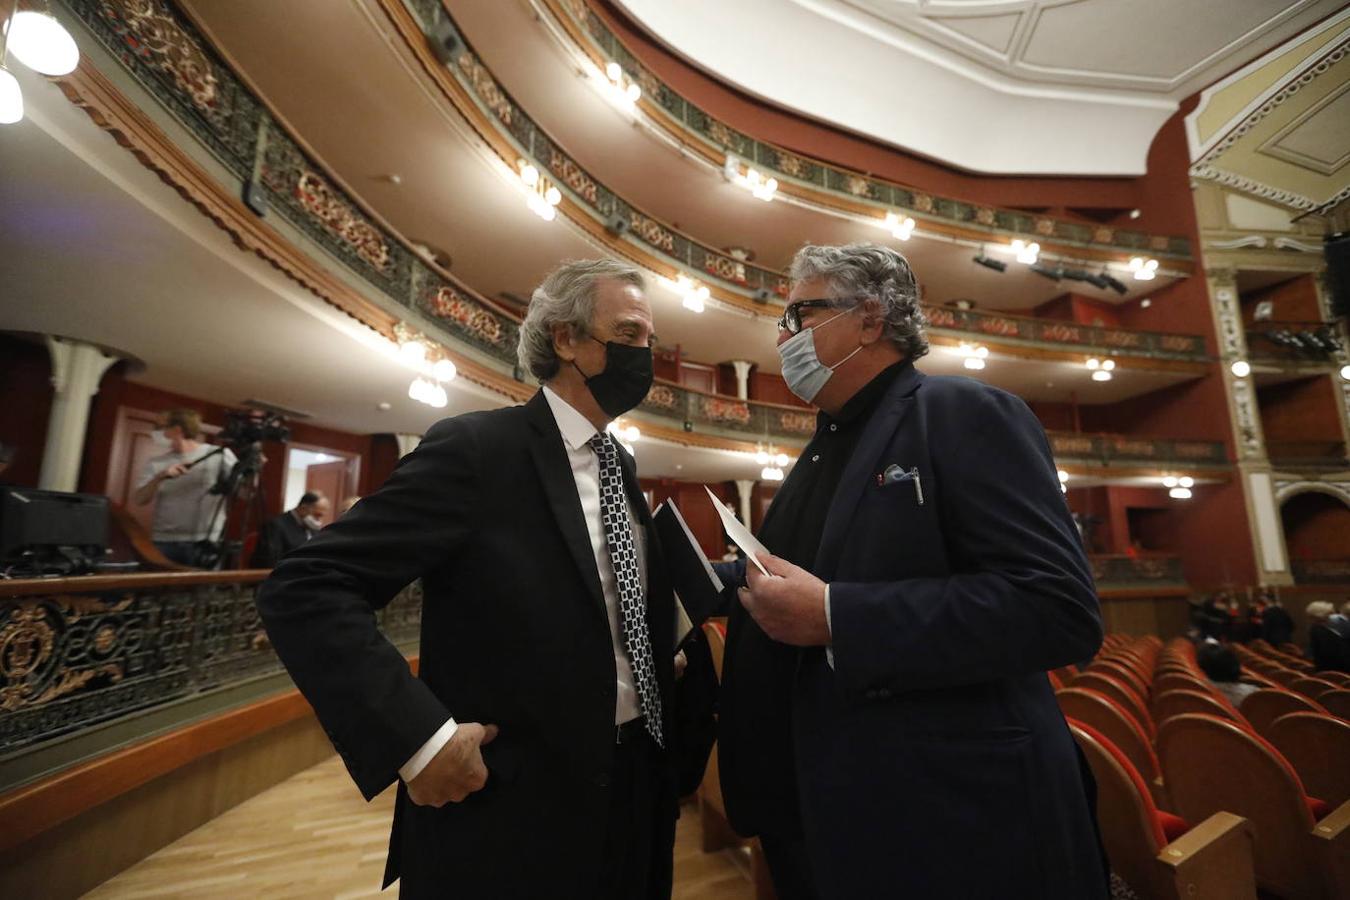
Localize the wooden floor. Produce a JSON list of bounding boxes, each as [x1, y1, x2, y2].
[[85, 754, 754, 899]]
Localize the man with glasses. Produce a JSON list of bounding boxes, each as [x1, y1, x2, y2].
[[713, 243, 1107, 899]]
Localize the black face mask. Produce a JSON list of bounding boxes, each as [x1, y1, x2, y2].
[[573, 337, 654, 418]]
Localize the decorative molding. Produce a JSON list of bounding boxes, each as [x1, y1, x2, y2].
[[1207, 236, 1268, 250], [1189, 31, 1350, 211], [1273, 478, 1350, 506], [1270, 236, 1323, 253], [1208, 280, 1246, 358], [1230, 378, 1266, 460], [534, 0, 1194, 261]]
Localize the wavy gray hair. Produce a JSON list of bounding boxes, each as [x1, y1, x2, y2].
[[517, 258, 646, 382], [789, 242, 928, 362]]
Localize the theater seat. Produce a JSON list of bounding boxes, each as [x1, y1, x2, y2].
[[1057, 687, 1169, 810], [1153, 689, 1240, 726], [1072, 672, 1154, 738], [1319, 690, 1350, 721], [1157, 714, 1350, 899], [1068, 720, 1257, 900], [1239, 689, 1327, 739], [1268, 713, 1350, 807]]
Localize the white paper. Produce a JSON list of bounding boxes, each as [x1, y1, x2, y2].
[[704, 486, 771, 575]]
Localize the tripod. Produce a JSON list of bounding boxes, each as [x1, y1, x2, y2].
[[192, 441, 271, 570]]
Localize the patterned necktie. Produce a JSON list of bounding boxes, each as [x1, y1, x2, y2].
[[587, 433, 664, 748]]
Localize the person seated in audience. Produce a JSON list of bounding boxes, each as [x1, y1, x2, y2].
[[1196, 592, 1232, 640], [133, 409, 236, 567], [1307, 600, 1350, 673], [1196, 640, 1258, 706], [1260, 589, 1294, 646], [249, 491, 329, 567]]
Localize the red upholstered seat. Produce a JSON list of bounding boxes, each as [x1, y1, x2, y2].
[[1156, 810, 1190, 844]]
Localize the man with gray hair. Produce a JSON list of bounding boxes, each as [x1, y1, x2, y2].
[[257, 258, 682, 898], [713, 242, 1107, 898]]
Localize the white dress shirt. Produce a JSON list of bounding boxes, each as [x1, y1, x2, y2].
[[400, 387, 647, 782]]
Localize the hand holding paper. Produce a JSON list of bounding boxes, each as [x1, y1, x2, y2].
[[740, 551, 831, 646], [704, 486, 771, 576]]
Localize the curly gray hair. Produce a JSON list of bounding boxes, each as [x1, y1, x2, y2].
[[789, 242, 928, 362], [517, 258, 646, 382]]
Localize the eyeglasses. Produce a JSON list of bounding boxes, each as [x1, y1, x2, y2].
[[776, 297, 861, 335]]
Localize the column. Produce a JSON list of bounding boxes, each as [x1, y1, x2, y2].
[[730, 360, 754, 401], [38, 337, 119, 493], [395, 433, 423, 457], [735, 479, 755, 530]]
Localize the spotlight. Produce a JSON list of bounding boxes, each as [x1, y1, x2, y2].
[[1030, 263, 1064, 281], [1057, 469, 1069, 484], [1163, 476, 1179, 487], [1061, 268, 1092, 283], [1011, 240, 1040, 264], [1084, 273, 1112, 290], [1091, 370, 1113, 382], [973, 254, 1007, 273], [1168, 487, 1193, 500], [1179, 476, 1194, 488], [1230, 360, 1250, 378], [1341, 364, 1350, 381], [963, 357, 986, 370]]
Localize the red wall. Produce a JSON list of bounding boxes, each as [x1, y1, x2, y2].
[[0, 335, 55, 488], [1242, 274, 1322, 325], [1281, 492, 1350, 560], [641, 478, 736, 556], [1257, 376, 1343, 446]]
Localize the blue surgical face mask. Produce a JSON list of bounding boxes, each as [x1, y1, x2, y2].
[[777, 308, 862, 403]]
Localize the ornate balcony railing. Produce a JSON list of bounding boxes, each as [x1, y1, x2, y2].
[[1291, 559, 1350, 585], [1267, 441, 1350, 469], [55, 0, 1212, 426], [61, 0, 524, 372], [1049, 432, 1229, 467], [0, 573, 421, 757], [1090, 555, 1187, 589], [543, 0, 1193, 261], [927, 307, 1207, 361], [640, 380, 816, 443]]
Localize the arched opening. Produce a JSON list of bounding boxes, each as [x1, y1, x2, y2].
[[1280, 489, 1350, 583]]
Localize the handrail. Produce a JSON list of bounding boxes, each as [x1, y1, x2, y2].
[[1047, 431, 1228, 466]]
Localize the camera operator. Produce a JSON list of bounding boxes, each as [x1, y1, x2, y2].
[[133, 409, 236, 566]]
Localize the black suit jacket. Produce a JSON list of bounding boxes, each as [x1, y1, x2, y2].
[[717, 366, 1106, 899], [249, 511, 311, 568], [256, 391, 678, 898]]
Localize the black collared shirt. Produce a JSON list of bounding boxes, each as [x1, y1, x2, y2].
[[759, 360, 910, 568]]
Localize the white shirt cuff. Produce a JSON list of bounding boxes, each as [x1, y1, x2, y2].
[[824, 583, 835, 670], [399, 717, 458, 783]]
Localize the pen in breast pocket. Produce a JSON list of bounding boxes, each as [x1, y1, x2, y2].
[[909, 467, 923, 506]]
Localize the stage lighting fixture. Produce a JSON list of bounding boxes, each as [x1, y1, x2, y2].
[[973, 254, 1007, 273], [1061, 268, 1092, 282], [1083, 272, 1112, 290], [1030, 263, 1063, 281], [1100, 272, 1128, 295]]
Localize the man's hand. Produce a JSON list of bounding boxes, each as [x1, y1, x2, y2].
[[407, 722, 498, 807], [739, 553, 830, 647], [163, 463, 188, 479]]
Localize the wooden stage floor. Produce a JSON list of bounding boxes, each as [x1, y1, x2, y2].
[[85, 755, 755, 899]]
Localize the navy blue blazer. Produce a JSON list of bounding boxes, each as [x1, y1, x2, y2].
[[721, 364, 1106, 899]]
